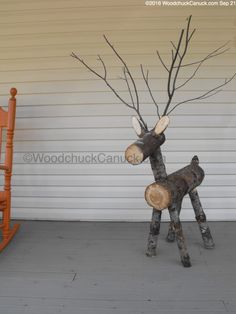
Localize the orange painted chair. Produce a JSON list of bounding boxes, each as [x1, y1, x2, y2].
[[0, 88, 20, 252]]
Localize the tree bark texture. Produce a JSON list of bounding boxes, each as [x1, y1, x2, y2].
[[149, 147, 167, 181], [146, 146, 167, 257], [169, 203, 191, 267], [145, 156, 204, 210], [149, 146, 177, 243], [146, 210, 162, 257], [125, 127, 214, 267], [189, 188, 215, 249]]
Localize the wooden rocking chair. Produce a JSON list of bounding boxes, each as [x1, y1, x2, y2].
[[0, 88, 20, 252]]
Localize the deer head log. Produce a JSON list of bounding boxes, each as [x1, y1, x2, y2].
[[125, 116, 170, 165]]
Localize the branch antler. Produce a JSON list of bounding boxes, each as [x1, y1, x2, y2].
[[71, 36, 148, 130], [168, 73, 236, 115], [157, 15, 235, 116], [71, 15, 235, 129], [140, 64, 160, 118]]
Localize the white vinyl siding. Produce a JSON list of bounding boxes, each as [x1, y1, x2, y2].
[[0, 0, 235, 221]]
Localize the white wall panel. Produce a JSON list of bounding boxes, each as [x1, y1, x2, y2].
[[0, 0, 235, 221]]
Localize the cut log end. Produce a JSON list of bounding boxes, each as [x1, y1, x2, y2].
[[145, 182, 172, 210], [125, 144, 144, 165]]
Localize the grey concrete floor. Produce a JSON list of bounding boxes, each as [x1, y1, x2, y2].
[[0, 221, 235, 314]]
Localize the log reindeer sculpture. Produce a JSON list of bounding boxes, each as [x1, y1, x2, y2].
[[125, 115, 212, 267], [72, 15, 235, 267]]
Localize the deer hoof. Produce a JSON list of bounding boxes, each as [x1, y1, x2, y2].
[[146, 248, 157, 257], [181, 255, 191, 268], [203, 240, 215, 249], [166, 231, 175, 242]]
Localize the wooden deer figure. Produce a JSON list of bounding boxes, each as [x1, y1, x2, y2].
[[71, 15, 235, 267], [125, 115, 214, 267]]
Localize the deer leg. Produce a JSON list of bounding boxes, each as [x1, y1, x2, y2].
[[146, 208, 162, 257], [166, 220, 175, 242], [189, 188, 215, 249], [166, 205, 181, 242], [169, 204, 191, 267]]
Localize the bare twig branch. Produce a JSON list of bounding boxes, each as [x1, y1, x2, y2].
[[140, 64, 160, 118], [176, 45, 230, 90], [176, 59, 204, 90], [169, 41, 229, 71], [97, 55, 107, 80], [71, 52, 133, 110], [199, 90, 222, 99], [123, 67, 135, 106], [167, 73, 236, 115], [188, 28, 196, 42], [71, 40, 149, 131], [171, 49, 174, 61], [72, 16, 234, 128], [156, 50, 169, 72], [103, 35, 140, 112], [163, 28, 185, 115], [171, 16, 194, 93], [162, 15, 234, 117], [170, 41, 181, 59], [177, 42, 230, 68]]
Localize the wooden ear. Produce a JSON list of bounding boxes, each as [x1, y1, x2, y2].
[[132, 116, 146, 137], [154, 116, 170, 135]]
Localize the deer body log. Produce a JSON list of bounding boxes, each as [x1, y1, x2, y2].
[[145, 156, 204, 210]]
